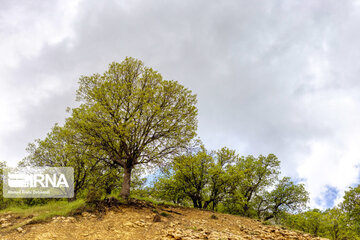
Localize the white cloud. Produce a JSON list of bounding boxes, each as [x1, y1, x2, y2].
[[297, 90, 360, 208]]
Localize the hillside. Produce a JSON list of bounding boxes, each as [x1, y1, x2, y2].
[[0, 201, 328, 240]]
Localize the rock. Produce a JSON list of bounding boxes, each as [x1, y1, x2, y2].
[[1, 222, 12, 228], [153, 215, 161, 222], [16, 227, 24, 233], [82, 212, 91, 217], [123, 221, 134, 227], [134, 220, 146, 227]]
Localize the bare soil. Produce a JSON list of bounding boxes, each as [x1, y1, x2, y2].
[[0, 202, 328, 240]]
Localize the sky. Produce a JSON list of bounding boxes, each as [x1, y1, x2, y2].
[[1, 0, 360, 209]]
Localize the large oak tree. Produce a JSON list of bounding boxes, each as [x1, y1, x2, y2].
[[67, 57, 198, 199]]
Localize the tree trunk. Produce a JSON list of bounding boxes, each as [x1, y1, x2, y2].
[[203, 200, 212, 209], [120, 166, 132, 200], [243, 203, 249, 216], [192, 198, 198, 208], [68, 192, 77, 202], [212, 200, 218, 210], [197, 199, 203, 209], [105, 184, 113, 195]]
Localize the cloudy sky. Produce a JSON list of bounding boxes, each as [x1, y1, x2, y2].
[[1, 0, 360, 209]]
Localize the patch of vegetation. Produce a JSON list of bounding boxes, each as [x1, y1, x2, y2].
[[132, 196, 160, 206], [262, 220, 272, 225], [0, 200, 84, 219], [132, 195, 179, 208], [160, 212, 170, 217], [0, 199, 85, 231]]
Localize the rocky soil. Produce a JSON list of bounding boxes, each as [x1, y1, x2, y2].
[[0, 203, 328, 240]]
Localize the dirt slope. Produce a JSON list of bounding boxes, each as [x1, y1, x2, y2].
[[0, 203, 328, 240]]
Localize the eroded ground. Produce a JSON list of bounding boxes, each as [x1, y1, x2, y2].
[[0, 204, 328, 240]]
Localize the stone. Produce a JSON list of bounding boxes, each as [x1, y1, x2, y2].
[[82, 212, 91, 217], [1, 222, 12, 228], [123, 221, 134, 227], [153, 215, 161, 222]]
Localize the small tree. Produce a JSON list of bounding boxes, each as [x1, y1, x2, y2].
[[21, 124, 123, 200], [341, 185, 360, 236], [225, 154, 280, 216], [170, 147, 212, 208], [203, 147, 237, 210], [257, 177, 309, 221], [153, 175, 187, 204], [154, 146, 237, 209], [67, 57, 198, 199], [323, 207, 348, 240]]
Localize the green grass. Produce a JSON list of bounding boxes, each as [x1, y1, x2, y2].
[[132, 196, 161, 205], [0, 199, 85, 225], [132, 195, 180, 207]]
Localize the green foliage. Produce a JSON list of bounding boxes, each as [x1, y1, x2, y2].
[[224, 154, 280, 216], [67, 57, 198, 199], [280, 206, 360, 239], [0, 199, 85, 224], [281, 209, 325, 236], [153, 146, 236, 209], [323, 207, 349, 240], [256, 177, 309, 221], [152, 147, 306, 220], [204, 147, 237, 210], [341, 185, 360, 236], [302, 209, 325, 236], [160, 212, 170, 217], [153, 176, 187, 204], [85, 186, 105, 207], [168, 146, 212, 208], [20, 124, 124, 200]]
